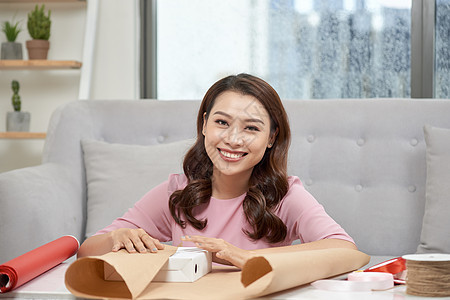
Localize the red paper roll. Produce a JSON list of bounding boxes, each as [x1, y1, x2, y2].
[[0, 235, 79, 293]]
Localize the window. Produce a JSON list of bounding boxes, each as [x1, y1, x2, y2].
[[142, 0, 447, 100]]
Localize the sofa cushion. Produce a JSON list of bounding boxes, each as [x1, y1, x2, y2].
[[81, 139, 194, 239], [417, 125, 450, 254]]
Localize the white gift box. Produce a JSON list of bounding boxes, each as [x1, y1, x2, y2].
[[104, 247, 212, 282]]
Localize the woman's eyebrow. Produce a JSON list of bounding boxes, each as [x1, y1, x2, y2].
[[213, 111, 265, 125]]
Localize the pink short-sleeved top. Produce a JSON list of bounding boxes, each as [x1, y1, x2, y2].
[[95, 174, 354, 249]]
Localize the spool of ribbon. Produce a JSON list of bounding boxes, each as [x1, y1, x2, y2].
[[0, 235, 79, 293], [403, 253, 450, 297], [311, 271, 394, 292]]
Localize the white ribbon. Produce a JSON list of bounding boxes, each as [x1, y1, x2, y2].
[[311, 272, 394, 292]]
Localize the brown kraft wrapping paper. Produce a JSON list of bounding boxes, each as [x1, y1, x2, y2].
[[65, 246, 370, 299]]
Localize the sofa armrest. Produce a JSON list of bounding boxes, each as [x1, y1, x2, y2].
[[0, 163, 84, 263]]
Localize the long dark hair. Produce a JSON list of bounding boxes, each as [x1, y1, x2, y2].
[[169, 73, 291, 244]]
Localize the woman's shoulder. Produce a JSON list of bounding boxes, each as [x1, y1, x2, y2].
[[281, 175, 315, 205], [287, 175, 304, 189]]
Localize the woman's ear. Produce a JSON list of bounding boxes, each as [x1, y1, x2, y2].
[[268, 127, 279, 148], [202, 112, 207, 136]]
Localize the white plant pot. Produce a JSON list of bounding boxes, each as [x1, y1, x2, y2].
[[6, 111, 30, 132]]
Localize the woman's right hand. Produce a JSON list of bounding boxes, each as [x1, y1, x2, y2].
[[110, 228, 165, 253]]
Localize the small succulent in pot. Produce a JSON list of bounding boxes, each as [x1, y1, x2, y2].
[[26, 4, 51, 60], [27, 4, 51, 40], [1, 20, 23, 60], [2, 20, 22, 42], [11, 80, 21, 112], [6, 80, 30, 132]]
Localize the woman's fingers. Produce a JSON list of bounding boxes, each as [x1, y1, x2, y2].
[[111, 241, 124, 252], [211, 252, 233, 266], [130, 234, 148, 253], [125, 239, 139, 253], [141, 234, 165, 252], [181, 235, 254, 269], [110, 228, 164, 253], [181, 235, 224, 250], [182, 235, 206, 248]]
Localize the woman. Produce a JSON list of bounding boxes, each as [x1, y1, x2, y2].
[[78, 74, 356, 268]]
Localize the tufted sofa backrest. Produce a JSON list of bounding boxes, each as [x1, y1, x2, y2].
[[43, 99, 450, 256], [285, 99, 450, 255]]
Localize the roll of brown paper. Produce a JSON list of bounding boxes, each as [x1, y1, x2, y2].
[[65, 247, 370, 299], [0, 235, 79, 293]]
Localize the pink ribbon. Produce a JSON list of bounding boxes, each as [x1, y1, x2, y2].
[[312, 257, 407, 291], [312, 272, 394, 292]]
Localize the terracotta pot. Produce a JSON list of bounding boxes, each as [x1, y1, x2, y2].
[[26, 39, 50, 60]]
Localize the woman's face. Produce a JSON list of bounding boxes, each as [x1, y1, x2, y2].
[[203, 90, 274, 180]]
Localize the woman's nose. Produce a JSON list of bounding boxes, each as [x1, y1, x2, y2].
[[224, 126, 244, 146]]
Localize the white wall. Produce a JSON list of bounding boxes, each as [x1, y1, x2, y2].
[[0, 0, 139, 172]]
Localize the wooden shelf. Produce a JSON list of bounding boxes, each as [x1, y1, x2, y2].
[[0, 132, 46, 139], [0, 60, 82, 70]]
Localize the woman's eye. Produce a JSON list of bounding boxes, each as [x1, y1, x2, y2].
[[246, 126, 260, 132], [216, 119, 228, 126]]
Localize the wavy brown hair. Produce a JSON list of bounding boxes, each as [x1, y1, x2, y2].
[[169, 73, 291, 244]]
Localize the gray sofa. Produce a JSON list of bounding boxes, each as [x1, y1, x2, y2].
[[1, 99, 449, 265]]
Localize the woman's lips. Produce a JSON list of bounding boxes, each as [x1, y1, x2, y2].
[[218, 148, 248, 161]]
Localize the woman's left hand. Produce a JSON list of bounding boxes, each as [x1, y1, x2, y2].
[[181, 235, 255, 269]]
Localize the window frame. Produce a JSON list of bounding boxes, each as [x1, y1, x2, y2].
[[411, 0, 435, 98], [140, 0, 158, 99]]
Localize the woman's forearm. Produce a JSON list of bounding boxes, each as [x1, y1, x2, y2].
[[182, 236, 357, 269]]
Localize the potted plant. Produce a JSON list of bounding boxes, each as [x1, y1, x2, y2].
[[1, 20, 23, 60], [6, 80, 30, 132], [26, 4, 51, 60]]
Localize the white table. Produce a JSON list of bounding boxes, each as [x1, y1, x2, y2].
[[1, 263, 449, 300], [0, 264, 74, 300], [266, 283, 450, 300]]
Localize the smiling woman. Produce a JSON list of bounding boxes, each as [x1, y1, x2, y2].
[[78, 74, 356, 269], [169, 74, 290, 246]]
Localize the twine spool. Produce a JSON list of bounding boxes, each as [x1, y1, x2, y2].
[[403, 254, 450, 297]]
